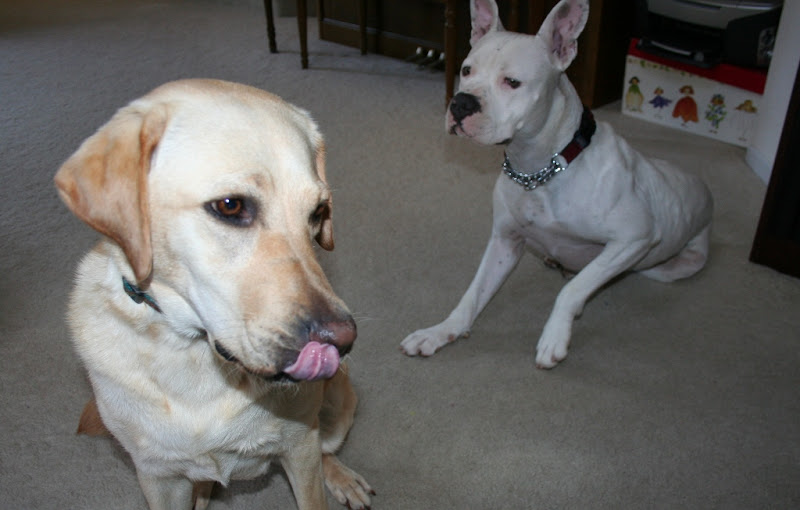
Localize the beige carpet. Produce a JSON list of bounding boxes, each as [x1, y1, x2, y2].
[[1, 1, 798, 508]]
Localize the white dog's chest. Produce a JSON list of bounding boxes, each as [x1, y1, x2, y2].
[[496, 177, 604, 270]]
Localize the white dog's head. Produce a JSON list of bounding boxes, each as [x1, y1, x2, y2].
[[446, 0, 588, 144], [56, 80, 354, 382]]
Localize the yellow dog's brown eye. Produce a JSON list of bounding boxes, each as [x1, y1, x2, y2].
[[206, 197, 254, 226], [216, 198, 243, 217]]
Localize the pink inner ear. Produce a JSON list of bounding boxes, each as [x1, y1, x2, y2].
[[549, 1, 583, 61], [474, 9, 493, 30], [555, 2, 582, 40], [551, 28, 564, 56], [471, 26, 489, 42], [470, 0, 496, 44]]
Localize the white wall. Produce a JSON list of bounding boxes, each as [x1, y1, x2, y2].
[[746, 2, 800, 184]]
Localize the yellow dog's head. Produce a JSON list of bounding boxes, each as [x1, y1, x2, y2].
[[56, 79, 354, 382]]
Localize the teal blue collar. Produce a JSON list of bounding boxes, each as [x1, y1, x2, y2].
[[122, 277, 162, 313]]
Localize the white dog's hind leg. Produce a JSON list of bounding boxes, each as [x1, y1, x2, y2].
[[536, 239, 652, 368], [639, 224, 710, 282], [401, 231, 525, 356]]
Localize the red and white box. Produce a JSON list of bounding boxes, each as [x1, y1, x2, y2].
[[622, 38, 767, 148]]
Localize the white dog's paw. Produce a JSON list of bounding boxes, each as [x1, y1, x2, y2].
[[400, 324, 464, 357], [535, 329, 570, 369]]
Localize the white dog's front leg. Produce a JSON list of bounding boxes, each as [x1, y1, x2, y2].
[[136, 471, 195, 510], [536, 240, 651, 368], [401, 231, 524, 356]]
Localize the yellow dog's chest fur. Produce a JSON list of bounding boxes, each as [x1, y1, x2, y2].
[[71, 241, 325, 485]]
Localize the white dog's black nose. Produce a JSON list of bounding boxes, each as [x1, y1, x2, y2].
[[450, 92, 481, 123]]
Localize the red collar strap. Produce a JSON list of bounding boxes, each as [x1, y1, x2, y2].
[[560, 106, 596, 164]]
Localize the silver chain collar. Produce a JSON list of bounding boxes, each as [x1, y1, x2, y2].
[[502, 153, 566, 191]]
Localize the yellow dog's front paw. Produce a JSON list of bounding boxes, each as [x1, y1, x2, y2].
[[323, 454, 374, 509]]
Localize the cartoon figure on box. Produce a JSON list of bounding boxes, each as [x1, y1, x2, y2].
[[705, 93, 727, 132], [649, 87, 672, 119], [625, 76, 644, 112], [732, 99, 758, 142], [672, 85, 698, 126]]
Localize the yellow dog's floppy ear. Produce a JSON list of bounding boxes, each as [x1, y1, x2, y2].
[[313, 141, 335, 251], [291, 103, 334, 251], [54, 103, 169, 284]]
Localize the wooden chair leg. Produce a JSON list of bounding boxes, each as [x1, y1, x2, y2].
[[296, 0, 308, 68], [358, 0, 367, 55], [264, 0, 277, 53], [508, 0, 520, 32], [444, 0, 456, 107]]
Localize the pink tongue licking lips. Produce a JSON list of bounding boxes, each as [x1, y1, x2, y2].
[[284, 342, 340, 381]]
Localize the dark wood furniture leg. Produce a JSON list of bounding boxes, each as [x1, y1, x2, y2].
[[297, 0, 308, 69], [444, 0, 456, 107], [359, 0, 367, 55], [750, 63, 800, 278], [508, 0, 520, 31], [267, 0, 365, 69], [264, 0, 277, 53]]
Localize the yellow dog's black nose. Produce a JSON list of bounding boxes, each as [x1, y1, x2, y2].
[[309, 316, 357, 355]]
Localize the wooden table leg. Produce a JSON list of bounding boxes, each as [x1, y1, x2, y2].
[[297, 0, 308, 69], [359, 0, 367, 55], [508, 0, 520, 32], [264, 0, 277, 53], [444, 0, 456, 108]]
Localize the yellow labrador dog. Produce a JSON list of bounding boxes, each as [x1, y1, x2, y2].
[[55, 79, 373, 510]]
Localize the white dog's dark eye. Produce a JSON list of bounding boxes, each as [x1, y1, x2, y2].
[[461, 65, 471, 77], [207, 197, 254, 226], [504, 77, 521, 89]]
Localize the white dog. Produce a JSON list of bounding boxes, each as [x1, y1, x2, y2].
[[56, 80, 372, 509], [401, 0, 713, 368]]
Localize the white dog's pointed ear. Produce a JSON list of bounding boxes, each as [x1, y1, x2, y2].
[[54, 102, 169, 284], [538, 0, 589, 71], [470, 0, 504, 46]]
